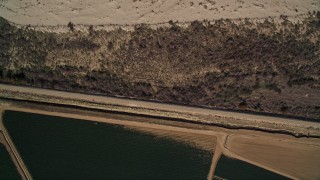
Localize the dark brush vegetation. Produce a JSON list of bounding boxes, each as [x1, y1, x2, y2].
[[67, 22, 75, 31], [0, 15, 319, 119]]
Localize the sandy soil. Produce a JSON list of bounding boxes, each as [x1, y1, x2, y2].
[[0, 0, 319, 26], [2, 105, 320, 179], [225, 134, 320, 180], [127, 126, 217, 152], [208, 143, 223, 180], [0, 132, 7, 145]]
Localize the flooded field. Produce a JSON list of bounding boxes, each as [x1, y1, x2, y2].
[[0, 143, 21, 180], [2, 108, 319, 179], [3, 110, 213, 179], [215, 155, 288, 180]]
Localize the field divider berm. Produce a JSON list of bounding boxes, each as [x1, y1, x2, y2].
[[0, 84, 319, 138]]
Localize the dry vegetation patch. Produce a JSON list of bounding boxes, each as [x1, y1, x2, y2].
[[0, 14, 320, 119]]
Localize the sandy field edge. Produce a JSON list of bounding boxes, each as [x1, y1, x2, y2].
[[225, 134, 320, 179]]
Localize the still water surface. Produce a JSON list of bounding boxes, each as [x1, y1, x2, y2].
[[3, 110, 212, 179], [0, 143, 21, 180], [215, 154, 289, 180]]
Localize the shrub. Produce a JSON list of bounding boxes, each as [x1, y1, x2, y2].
[[67, 22, 75, 31]]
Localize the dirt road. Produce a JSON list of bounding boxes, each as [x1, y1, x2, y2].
[[0, 83, 319, 130]]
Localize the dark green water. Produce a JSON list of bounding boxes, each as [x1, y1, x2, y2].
[[0, 143, 21, 180], [215, 155, 289, 180], [3, 110, 212, 179]]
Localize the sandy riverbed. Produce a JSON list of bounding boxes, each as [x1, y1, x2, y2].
[[0, 0, 319, 26]]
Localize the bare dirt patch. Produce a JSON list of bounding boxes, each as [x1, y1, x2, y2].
[[226, 134, 320, 179], [127, 126, 217, 152], [0, 0, 319, 25]]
